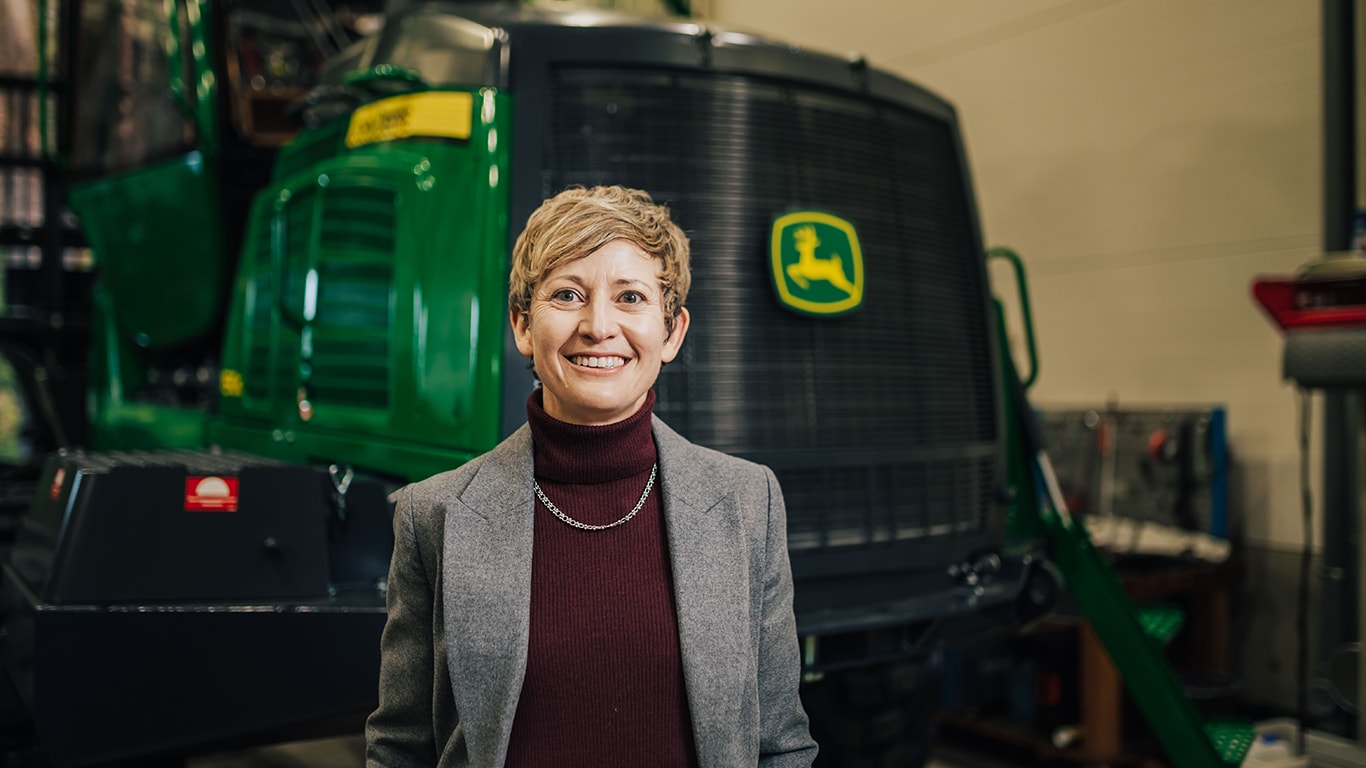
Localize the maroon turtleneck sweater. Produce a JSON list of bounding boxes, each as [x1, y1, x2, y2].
[[503, 389, 698, 768]]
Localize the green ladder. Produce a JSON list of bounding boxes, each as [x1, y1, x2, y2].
[[1034, 449, 1253, 767], [990, 246, 1254, 767]]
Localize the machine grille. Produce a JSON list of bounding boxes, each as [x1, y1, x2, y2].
[[241, 188, 314, 405], [307, 184, 395, 408], [543, 68, 998, 552], [242, 183, 395, 410], [243, 213, 278, 402]]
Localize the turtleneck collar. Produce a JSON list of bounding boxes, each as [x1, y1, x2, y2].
[[526, 389, 658, 484]]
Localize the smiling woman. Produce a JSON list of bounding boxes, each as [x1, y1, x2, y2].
[[365, 185, 817, 768]]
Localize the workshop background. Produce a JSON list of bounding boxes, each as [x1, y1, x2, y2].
[[0, 0, 1355, 765]]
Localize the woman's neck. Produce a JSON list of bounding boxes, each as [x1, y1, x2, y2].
[[526, 389, 657, 483]]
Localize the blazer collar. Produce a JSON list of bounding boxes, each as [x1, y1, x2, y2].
[[441, 425, 536, 766], [654, 417, 751, 768]]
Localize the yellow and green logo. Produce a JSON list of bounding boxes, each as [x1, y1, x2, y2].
[[770, 210, 864, 316]]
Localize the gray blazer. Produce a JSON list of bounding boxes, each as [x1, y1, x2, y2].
[[365, 416, 817, 768]]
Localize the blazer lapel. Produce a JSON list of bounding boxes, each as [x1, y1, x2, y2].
[[654, 418, 752, 768], [442, 425, 536, 767]]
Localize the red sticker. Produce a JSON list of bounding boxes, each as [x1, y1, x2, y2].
[[185, 476, 239, 512], [49, 467, 65, 500]]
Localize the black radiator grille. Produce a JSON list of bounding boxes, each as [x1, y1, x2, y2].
[[781, 454, 998, 550], [543, 68, 998, 551]]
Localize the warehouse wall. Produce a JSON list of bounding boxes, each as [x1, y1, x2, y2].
[[709, 0, 1326, 708]]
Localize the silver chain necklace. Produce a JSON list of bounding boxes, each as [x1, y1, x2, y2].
[[533, 464, 657, 531]]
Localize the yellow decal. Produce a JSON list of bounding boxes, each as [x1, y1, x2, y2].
[[770, 211, 865, 316], [345, 92, 473, 148], [220, 369, 244, 398]]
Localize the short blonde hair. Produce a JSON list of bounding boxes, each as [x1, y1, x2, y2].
[[508, 186, 691, 331]]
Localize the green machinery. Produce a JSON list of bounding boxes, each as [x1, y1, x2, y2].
[[0, 0, 1258, 765], [62, 0, 390, 453], [8, 1, 1043, 764]]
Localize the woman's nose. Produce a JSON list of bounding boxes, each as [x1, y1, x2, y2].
[[578, 295, 617, 340]]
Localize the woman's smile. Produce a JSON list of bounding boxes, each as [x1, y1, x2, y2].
[[569, 355, 629, 369]]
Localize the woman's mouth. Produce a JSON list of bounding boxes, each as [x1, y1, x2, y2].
[[570, 355, 627, 369]]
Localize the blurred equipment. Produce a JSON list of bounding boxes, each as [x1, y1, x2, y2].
[[1040, 405, 1230, 542], [932, 246, 1253, 767], [1, 450, 392, 768], [1253, 251, 1366, 388], [995, 335, 1256, 767], [1244, 3, 1366, 761], [1254, 248, 1366, 744]]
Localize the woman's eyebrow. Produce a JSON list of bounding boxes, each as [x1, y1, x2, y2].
[[543, 275, 587, 288], [542, 275, 653, 290]]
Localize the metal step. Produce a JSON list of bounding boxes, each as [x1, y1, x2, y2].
[[1137, 605, 1186, 646]]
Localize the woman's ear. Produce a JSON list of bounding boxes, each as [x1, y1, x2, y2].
[[511, 308, 534, 357], [661, 307, 690, 364]]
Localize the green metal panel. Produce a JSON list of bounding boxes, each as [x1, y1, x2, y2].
[[996, 298, 1043, 547], [1206, 721, 1257, 764], [65, 0, 223, 351], [990, 248, 1044, 548], [69, 153, 227, 349], [214, 88, 512, 481], [161, 0, 217, 152], [184, 0, 218, 156], [986, 248, 1038, 389], [1137, 606, 1186, 646], [90, 403, 208, 451], [85, 286, 210, 450], [211, 419, 479, 483]]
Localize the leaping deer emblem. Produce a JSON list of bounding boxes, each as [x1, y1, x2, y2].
[[787, 225, 857, 297]]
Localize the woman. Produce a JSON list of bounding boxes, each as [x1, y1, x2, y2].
[[365, 185, 816, 767]]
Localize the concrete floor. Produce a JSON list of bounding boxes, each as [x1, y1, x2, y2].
[[188, 733, 1035, 768], [190, 735, 363, 768]]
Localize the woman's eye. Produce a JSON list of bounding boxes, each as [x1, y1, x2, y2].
[[551, 289, 579, 302], [620, 291, 644, 304]]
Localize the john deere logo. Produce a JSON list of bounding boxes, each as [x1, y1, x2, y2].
[[770, 210, 864, 316]]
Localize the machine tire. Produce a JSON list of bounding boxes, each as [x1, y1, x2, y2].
[[801, 656, 941, 768]]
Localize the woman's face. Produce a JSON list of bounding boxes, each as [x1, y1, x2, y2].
[[511, 239, 690, 426]]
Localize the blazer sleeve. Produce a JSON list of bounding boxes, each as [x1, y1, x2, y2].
[[365, 484, 442, 767], [757, 466, 819, 767]]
